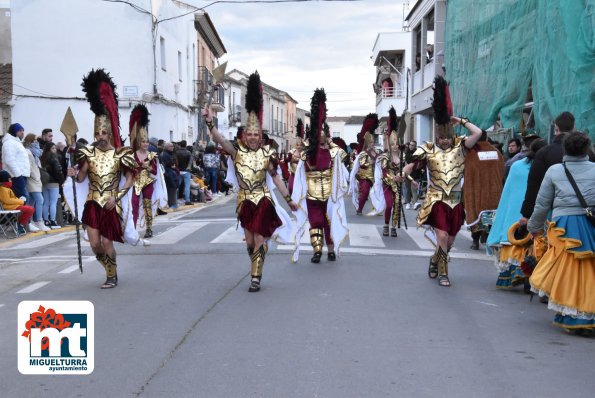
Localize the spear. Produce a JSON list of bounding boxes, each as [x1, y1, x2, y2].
[[397, 144, 408, 230], [60, 107, 83, 273], [206, 61, 228, 107]]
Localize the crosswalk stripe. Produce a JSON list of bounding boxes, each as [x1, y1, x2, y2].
[[348, 224, 385, 247], [401, 227, 435, 250], [210, 225, 245, 243], [59, 265, 81, 274], [8, 232, 73, 250], [57, 256, 96, 273], [153, 221, 209, 244], [157, 217, 237, 224], [16, 281, 51, 294], [275, 245, 491, 262]]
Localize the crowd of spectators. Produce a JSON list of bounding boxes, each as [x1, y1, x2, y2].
[[0, 122, 233, 236]]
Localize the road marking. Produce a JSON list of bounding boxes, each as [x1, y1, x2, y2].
[[459, 229, 472, 241], [476, 301, 499, 307], [59, 265, 80, 274], [275, 245, 492, 262], [6, 233, 73, 250], [16, 281, 51, 294], [348, 224, 385, 247], [153, 222, 208, 244], [401, 227, 439, 250], [57, 256, 97, 273], [210, 225, 244, 243], [157, 217, 238, 224]]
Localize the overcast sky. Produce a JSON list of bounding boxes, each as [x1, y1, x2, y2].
[[192, 0, 410, 116]]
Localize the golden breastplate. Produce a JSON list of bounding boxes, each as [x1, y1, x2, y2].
[[86, 149, 124, 207], [233, 144, 275, 205], [426, 145, 465, 195], [380, 155, 400, 190], [289, 156, 299, 174], [134, 152, 156, 195], [234, 147, 270, 191], [356, 153, 374, 181], [77, 146, 135, 207], [306, 168, 332, 201]]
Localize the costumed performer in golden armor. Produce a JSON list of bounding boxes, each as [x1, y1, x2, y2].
[[372, 107, 417, 237], [286, 118, 305, 195], [402, 76, 483, 287], [292, 88, 349, 263], [202, 71, 298, 292], [66, 69, 146, 289], [129, 104, 167, 238], [349, 113, 383, 215]]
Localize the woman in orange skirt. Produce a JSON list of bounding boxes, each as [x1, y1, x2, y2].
[[528, 132, 595, 335]]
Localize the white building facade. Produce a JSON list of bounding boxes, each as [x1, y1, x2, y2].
[[9, 0, 221, 144], [221, 69, 298, 152], [405, 0, 447, 144]]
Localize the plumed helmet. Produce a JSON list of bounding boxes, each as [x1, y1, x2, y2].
[[81, 68, 122, 148]]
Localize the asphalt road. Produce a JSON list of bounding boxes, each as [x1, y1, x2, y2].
[[0, 194, 593, 397]]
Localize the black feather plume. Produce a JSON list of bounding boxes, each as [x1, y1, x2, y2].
[[432, 76, 451, 125], [296, 118, 304, 139], [388, 106, 397, 133], [306, 88, 326, 161], [81, 68, 118, 116], [245, 71, 263, 125], [129, 104, 150, 133]]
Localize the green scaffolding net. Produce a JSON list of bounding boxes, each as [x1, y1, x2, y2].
[[444, 0, 595, 141]]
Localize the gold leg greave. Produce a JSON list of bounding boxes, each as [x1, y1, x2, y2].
[[142, 198, 153, 230], [310, 228, 323, 253], [431, 246, 441, 265], [96, 253, 106, 270], [250, 245, 266, 279], [437, 246, 449, 277], [104, 253, 118, 279], [391, 201, 399, 228]]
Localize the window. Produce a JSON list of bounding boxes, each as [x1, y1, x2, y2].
[[177, 51, 182, 81], [160, 37, 166, 71]]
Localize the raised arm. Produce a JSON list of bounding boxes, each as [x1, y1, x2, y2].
[[451, 116, 483, 149], [201, 106, 236, 157]]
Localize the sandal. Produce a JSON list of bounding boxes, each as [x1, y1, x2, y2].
[[390, 228, 397, 237], [438, 275, 451, 287], [311, 252, 322, 263], [383, 225, 389, 236], [248, 278, 260, 292], [101, 276, 118, 289], [428, 259, 438, 279]]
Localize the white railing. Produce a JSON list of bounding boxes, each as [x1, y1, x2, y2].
[[423, 61, 435, 88], [377, 86, 405, 99], [413, 71, 422, 93]]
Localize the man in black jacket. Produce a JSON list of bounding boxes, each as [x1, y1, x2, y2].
[[175, 140, 193, 205], [519, 112, 576, 224], [160, 142, 179, 210]]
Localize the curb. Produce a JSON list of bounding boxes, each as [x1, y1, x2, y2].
[[0, 194, 234, 249]]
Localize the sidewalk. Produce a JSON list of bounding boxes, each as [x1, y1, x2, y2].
[[0, 193, 233, 249]]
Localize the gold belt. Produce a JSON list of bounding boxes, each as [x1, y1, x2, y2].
[[87, 188, 118, 208], [237, 186, 271, 206]]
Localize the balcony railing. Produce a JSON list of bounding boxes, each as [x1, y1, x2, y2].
[[377, 86, 405, 101]]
